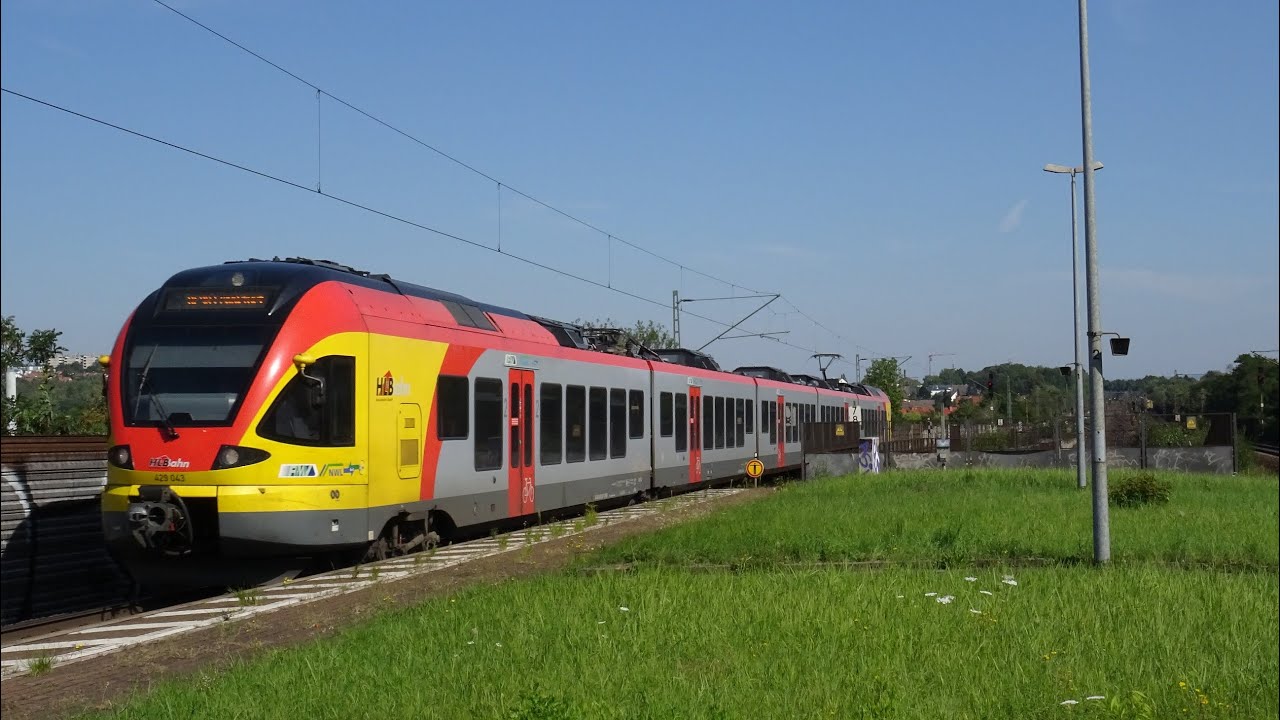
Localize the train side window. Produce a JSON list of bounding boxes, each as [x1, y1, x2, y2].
[[706, 394, 716, 445], [714, 396, 725, 449], [258, 355, 355, 447], [737, 394, 747, 445], [674, 393, 688, 453], [629, 390, 644, 439], [566, 385, 586, 463], [524, 384, 533, 467], [589, 387, 607, 461], [745, 398, 753, 435], [328, 356, 355, 445], [474, 378, 503, 471], [610, 389, 627, 458], [659, 392, 674, 437], [436, 376, 468, 440], [540, 383, 562, 465], [509, 381, 521, 469], [761, 401, 771, 444]]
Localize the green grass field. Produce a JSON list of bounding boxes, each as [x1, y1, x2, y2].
[[590, 469, 1279, 570], [83, 469, 1279, 720]]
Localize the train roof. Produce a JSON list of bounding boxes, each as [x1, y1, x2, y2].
[[208, 257, 533, 322], [652, 348, 722, 372], [161, 259, 889, 398], [732, 366, 794, 383]]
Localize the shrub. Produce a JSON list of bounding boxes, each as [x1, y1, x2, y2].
[[1109, 473, 1172, 508]]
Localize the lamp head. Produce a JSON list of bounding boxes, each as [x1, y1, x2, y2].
[[1109, 337, 1131, 356]]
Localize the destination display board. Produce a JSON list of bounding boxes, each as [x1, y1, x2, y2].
[[163, 288, 272, 310]]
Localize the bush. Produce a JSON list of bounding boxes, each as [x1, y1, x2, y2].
[[1109, 473, 1172, 508], [1146, 420, 1209, 448], [971, 432, 1011, 452]]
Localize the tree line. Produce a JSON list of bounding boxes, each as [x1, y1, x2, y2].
[[867, 354, 1277, 441]]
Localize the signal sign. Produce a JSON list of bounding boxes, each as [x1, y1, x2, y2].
[[745, 458, 764, 479]]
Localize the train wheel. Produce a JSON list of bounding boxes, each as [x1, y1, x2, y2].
[[367, 515, 434, 562]]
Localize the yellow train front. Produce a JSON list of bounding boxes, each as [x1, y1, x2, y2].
[[101, 258, 444, 587]]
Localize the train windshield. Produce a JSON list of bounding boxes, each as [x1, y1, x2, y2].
[[123, 324, 274, 427]]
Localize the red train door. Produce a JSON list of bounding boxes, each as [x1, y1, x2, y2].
[[507, 369, 536, 516], [689, 385, 702, 484], [776, 395, 786, 467]]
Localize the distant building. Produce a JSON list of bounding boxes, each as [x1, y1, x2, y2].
[[53, 354, 100, 369]]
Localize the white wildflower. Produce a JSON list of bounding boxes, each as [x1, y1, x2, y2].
[[466, 641, 475, 645], [597, 620, 606, 624], [1060, 699, 1079, 706], [979, 590, 994, 596], [619, 606, 630, 612], [1002, 579, 1018, 586], [895, 595, 905, 599], [1085, 696, 1105, 701], [924, 592, 938, 597], [936, 595, 954, 604], [964, 576, 977, 582], [969, 609, 982, 614], [495, 642, 503, 647]]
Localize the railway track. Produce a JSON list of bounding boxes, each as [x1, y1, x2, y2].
[[0, 486, 745, 680], [1254, 442, 1278, 458]]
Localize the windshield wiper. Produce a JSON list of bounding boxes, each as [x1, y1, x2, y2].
[[134, 344, 179, 440]]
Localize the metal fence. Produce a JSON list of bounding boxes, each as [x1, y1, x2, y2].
[[1, 435, 130, 627], [800, 422, 862, 454], [884, 411, 1237, 474]]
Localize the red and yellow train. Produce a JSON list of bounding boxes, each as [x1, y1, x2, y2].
[[101, 258, 889, 586]]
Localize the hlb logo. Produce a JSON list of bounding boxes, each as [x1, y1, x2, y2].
[[376, 371, 395, 397], [148, 455, 191, 469]]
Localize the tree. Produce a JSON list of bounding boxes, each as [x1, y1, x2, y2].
[[1, 316, 105, 435], [577, 318, 678, 350], [862, 357, 903, 416]]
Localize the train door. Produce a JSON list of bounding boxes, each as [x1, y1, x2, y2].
[[776, 395, 786, 467], [689, 385, 702, 484], [507, 369, 536, 516], [397, 403, 422, 480]]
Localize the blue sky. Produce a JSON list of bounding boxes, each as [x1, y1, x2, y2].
[[2, 1, 1276, 381]]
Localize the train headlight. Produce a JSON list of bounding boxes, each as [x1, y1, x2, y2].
[[212, 444, 271, 470], [108, 445, 133, 469]]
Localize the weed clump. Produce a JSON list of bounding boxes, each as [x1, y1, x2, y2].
[[1109, 473, 1172, 508]]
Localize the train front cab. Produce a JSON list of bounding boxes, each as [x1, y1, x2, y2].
[[101, 276, 376, 587]]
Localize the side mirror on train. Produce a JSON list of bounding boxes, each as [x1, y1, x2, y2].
[[293, 354, 327, 408]]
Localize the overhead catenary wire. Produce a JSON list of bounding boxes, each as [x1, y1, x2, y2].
[[146, 0, 886, 363], [1, 86, 851, 363]]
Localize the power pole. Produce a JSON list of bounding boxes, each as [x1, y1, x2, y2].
[[671, 291, 681, 347], [1078, 0, 1111, 563], [927, 352, 956, 379]]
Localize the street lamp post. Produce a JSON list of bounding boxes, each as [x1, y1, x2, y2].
[[1044, 160, 1102, 491]]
